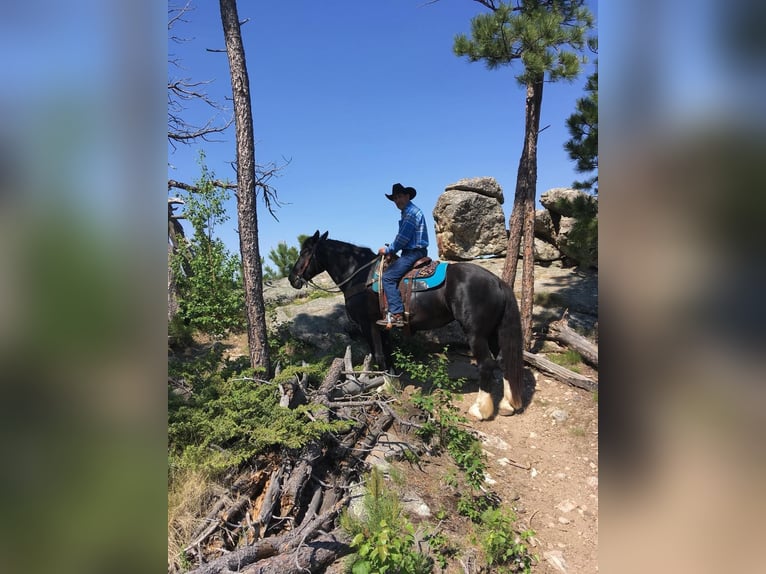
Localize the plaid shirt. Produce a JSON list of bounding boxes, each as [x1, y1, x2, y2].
[[385, 201, 429, 254]]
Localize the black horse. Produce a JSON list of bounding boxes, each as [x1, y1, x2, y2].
[[288, 230, 524, 420]]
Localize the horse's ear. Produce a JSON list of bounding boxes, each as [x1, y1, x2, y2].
[[319, 231, 329, 242], [311, 230, 320, 241]]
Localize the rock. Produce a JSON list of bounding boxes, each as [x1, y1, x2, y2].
[[543, 550, 569, 573], [550, 409, 569, 423], [433, 189, 507, 260], [537, 188, 598, 268], [474, 430, 511, 451], [400, 491, 431, 518], [555, 215, 595, 265], [533, 237, 561, 263], [271, 296, 353, 352], [444, 176, 505, 203], [534, 209, 557, 243], [540, 188, 597, 218]]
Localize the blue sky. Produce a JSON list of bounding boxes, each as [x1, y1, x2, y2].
[[168, 1, 599, 258]]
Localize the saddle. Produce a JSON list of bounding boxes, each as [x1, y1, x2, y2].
[[370, 257, 448, 326]]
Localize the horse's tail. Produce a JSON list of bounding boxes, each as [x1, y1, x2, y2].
[[498, 282, 524, 411]]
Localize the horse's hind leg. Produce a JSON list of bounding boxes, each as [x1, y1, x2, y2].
[[467, 336, 496, 421], [499, 377, 517, 416]]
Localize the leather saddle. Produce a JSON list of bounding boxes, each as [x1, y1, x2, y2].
[[370, 258, 448, 327], [370, 257, 448, 294]]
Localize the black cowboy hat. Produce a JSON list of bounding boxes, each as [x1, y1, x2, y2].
[[385, 182, 417, 201]]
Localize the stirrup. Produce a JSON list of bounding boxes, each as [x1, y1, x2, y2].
[[376, 312, 404, 329]]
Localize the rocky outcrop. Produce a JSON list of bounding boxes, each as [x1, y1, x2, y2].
[[433, 177, 508, 260], [540, 187, 597, 218], [538, 188, 598, 268], [432, 180, 597, 268]]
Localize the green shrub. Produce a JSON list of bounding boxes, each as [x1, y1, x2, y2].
[[171, 152, 245, 337], [478, 507, 535, 573], [168, 356, 349, 474], [168, 314, 194, 350], [341, 468, 432, 574]]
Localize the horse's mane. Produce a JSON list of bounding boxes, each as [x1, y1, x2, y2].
[[324, 237, 376, 262]]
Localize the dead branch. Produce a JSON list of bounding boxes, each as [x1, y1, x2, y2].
[[523, 351, 598, 392]]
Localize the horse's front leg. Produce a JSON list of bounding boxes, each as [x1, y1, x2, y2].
[[369, 324, 388, 370]]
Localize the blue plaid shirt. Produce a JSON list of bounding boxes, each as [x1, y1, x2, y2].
[[385, 201, 429, 255]]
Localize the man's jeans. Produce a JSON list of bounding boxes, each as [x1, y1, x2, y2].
[[382, 248, 427, 315]]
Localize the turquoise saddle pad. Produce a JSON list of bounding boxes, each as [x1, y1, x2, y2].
[[371, 261, 448, 293]]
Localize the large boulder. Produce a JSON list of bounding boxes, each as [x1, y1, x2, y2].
[[433, 180, 507, 260], [444, 176, 505, 204]]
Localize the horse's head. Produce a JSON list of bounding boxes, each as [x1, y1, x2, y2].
[[288, 230, 328, 289]]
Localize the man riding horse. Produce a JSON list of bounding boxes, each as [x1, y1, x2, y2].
[[376, 183, 429, 329]]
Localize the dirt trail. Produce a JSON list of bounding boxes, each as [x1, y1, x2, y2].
[[455, 358, 598, 573], [453, 260, 598, 573]]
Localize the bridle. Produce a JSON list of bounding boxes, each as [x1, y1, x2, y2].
[[293, 243, 319, 286], [295, 242, 382, 293]]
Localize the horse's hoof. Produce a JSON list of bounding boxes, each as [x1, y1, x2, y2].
[[498, 399, 517, 416], [468, 403, 486, 420]]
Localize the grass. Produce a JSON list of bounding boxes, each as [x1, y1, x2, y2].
[[167, 468, 223, 573], [548, 349, 583, 372]]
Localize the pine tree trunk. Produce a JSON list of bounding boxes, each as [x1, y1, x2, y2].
[[219, 0, 271, 374], [503, 79, 543, 349], [521, 188, 536, 348]]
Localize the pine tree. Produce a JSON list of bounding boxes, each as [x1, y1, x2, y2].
[[564, 67, 598, 192], [263, 241, 300, 281], [454, 0, 594, 348]]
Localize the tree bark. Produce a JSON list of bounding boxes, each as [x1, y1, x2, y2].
[[520, 185, 536, 348], [219, 0, 271, 374], [547, 313, 599, 367], [240, 530, 351, 574], [502, 79, 543, 350], [523, 350, 597, 392]]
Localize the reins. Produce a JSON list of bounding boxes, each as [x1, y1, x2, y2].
[[306, 254, 383, 293]]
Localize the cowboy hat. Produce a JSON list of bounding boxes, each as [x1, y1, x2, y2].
[[385, 182, 417, 201]]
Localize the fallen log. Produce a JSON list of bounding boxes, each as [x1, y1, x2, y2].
[[280, 442, 323, 519], [547, 311, 598, 367], [523, 351, 598, 392], [240, 529, 351, 574], [186, 500, 347, 574], [253, 465, 285, 539]]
